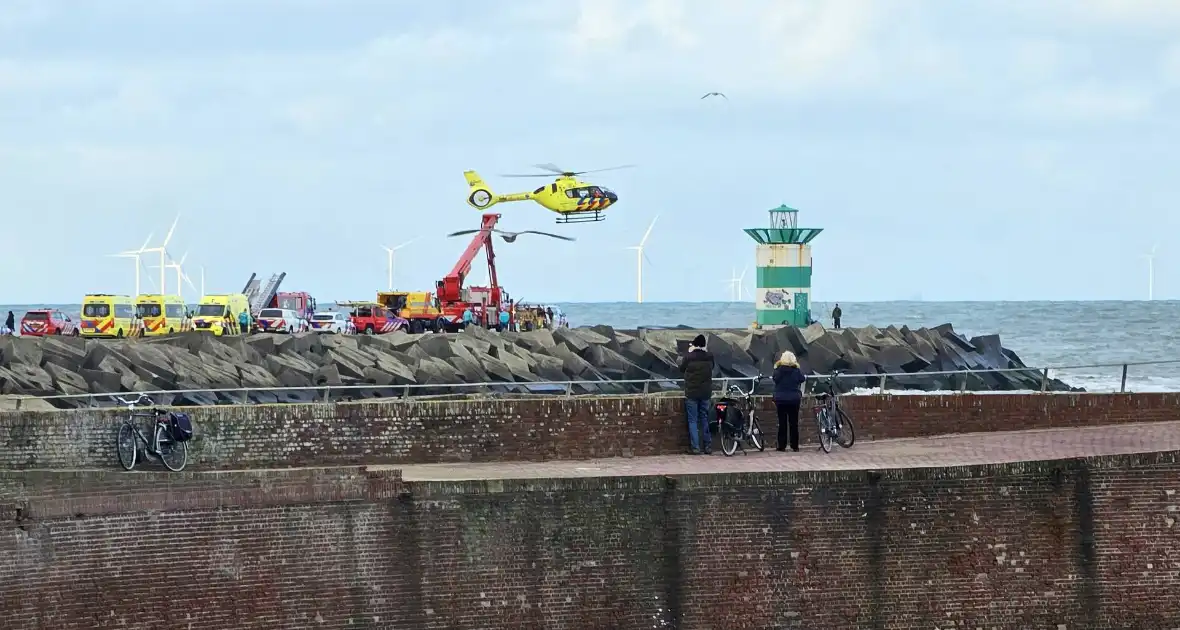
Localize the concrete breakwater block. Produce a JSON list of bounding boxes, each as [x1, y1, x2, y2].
[[0, 323, 1075, 408]]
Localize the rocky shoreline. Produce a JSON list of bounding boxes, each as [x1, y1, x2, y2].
[[0, 323, 1075, 408]]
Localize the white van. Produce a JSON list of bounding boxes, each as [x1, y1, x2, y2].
[[256, 308, 305, 334]]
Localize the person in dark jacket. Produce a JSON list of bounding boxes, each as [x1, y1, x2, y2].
[[678, 334, 714, 455], [772, 350, 807, 452], [4, 311, 14, 335], [831, 304, 842, 329]]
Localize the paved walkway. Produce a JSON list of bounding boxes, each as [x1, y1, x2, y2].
[[391, 421, 1180, 481]]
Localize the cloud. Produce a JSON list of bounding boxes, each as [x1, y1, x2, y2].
[[1066, 0, 1180, 27], [0, 0, 50, 30], [1019, 82, 1155, 123], [557, 0, 912, 98]]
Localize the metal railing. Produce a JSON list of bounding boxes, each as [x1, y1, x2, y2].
[[5, 358, 1179, 410]]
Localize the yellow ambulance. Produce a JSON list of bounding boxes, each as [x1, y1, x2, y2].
[[191, 293, 250, 336], [80, 294, 136, 338], [135, 294, 189, 336]]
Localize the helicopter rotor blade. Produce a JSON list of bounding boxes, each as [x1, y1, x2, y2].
[[520, 230, 576, 242], [566, 164, 637, 176], [533, 163, 567, 174], [499, 173, 557, 178], [446, 230, 480, 238]]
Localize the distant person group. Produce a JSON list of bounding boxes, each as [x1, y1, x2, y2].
[[460, 304, 566, 332], [678, 334, 808, 454]]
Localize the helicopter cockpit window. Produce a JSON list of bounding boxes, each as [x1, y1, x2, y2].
[[574, 188, 590, 198], [588, 186, 603, 197], [565, 188, 576, 198]]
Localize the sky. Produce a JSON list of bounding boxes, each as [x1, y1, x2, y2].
[[1, 0, 1178, 303]]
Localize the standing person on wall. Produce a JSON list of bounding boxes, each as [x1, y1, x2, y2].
[[679, 334, 715, 455], [773, 350, 806, 452], [831, 303, 842, 329]]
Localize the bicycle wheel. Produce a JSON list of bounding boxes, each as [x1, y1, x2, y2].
[[836, 408, 856, 448], [721, 427, 740, 456], [116, 422, 137, 471], [156, 426, 188, 472], [748, 415, 765, 451], [816, 409, 834, 453]]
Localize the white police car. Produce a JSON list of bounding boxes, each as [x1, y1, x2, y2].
[[256, 308, 305, 334], [309, 311, 352, 334]]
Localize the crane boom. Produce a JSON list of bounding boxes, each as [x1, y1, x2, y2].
[[439, 213, 500, 303]]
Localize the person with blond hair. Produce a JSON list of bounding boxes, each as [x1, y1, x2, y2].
[[772, 350, 807, 452]]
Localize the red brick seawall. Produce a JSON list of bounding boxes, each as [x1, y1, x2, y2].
[[2, 393, 1178, 470], [3, 451, 1179, 629]]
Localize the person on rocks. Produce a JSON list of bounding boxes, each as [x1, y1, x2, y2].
[[461, 307, 473, 329], [3, 310, 14, 335], [497, 308, 509, 332], [831, 304, 842, 329], [773, 350, 806, 452], [678, 334, 715, 455], [239, 309, 251, 336]]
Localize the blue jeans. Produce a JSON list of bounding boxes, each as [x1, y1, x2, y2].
[[685, 397, 712, 451]]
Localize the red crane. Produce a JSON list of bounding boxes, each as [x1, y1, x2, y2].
[[434, 212, 510, 327]]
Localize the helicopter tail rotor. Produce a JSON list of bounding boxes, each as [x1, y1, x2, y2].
[[463, 170, 498, 209]]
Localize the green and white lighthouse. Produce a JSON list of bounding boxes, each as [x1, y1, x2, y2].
[[744, 204, 822, 327]]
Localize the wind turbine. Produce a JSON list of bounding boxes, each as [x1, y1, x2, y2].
[[140, 214, 180, 295], [164, 251, 200, 301], [627, 216, 658, 303], [725, 266, 750, 301], [1145, 244, 1159, 300], [381, 238, 417, 290], [107, 232, 155, 295], [200, 266, 206, 298]]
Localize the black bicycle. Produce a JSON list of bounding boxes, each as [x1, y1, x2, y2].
[[715, 378, 767, 456], [114, 394, 189, 471], [812, 371, 856, 453]]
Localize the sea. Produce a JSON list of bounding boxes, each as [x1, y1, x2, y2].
[[3, 300, 1178, 393]]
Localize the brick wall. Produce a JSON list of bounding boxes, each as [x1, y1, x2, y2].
[[3, 452, 1179, 628], [2, 392, 1179, 470]]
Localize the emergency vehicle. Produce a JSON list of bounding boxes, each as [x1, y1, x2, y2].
[[79, 294, 136, 338], [337, 301, 407, 335], [20, 310, 78, 336], [134, 294, 189, 336]]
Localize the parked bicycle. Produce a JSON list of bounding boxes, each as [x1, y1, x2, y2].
[[812, 371, 856, 453], [114, 394, 192, 471], [715, 377, 767, 456]]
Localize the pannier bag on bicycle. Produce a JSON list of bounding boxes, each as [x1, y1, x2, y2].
[[714, 399, 745, 433], [169, 412, 194, 442]]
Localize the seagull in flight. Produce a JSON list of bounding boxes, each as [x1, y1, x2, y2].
[[701, 92, 728, 100], [446, 228, 575, 243]]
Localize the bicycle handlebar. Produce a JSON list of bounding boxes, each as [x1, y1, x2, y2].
[[114, 393, 153, 407]]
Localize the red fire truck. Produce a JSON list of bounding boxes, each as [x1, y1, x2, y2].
[[378, 212, 514, 333]]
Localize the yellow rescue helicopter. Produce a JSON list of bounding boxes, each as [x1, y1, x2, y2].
[[463, 163, 634, 224]]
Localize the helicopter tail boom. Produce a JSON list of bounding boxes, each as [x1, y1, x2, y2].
[[464, 170, 533, 208], [463, 170, 498, 210]]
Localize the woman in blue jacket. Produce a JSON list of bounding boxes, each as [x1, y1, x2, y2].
[[772, 351, 807, 452]]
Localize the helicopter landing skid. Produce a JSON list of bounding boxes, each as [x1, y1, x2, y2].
[[556, 210, 605, 224]]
